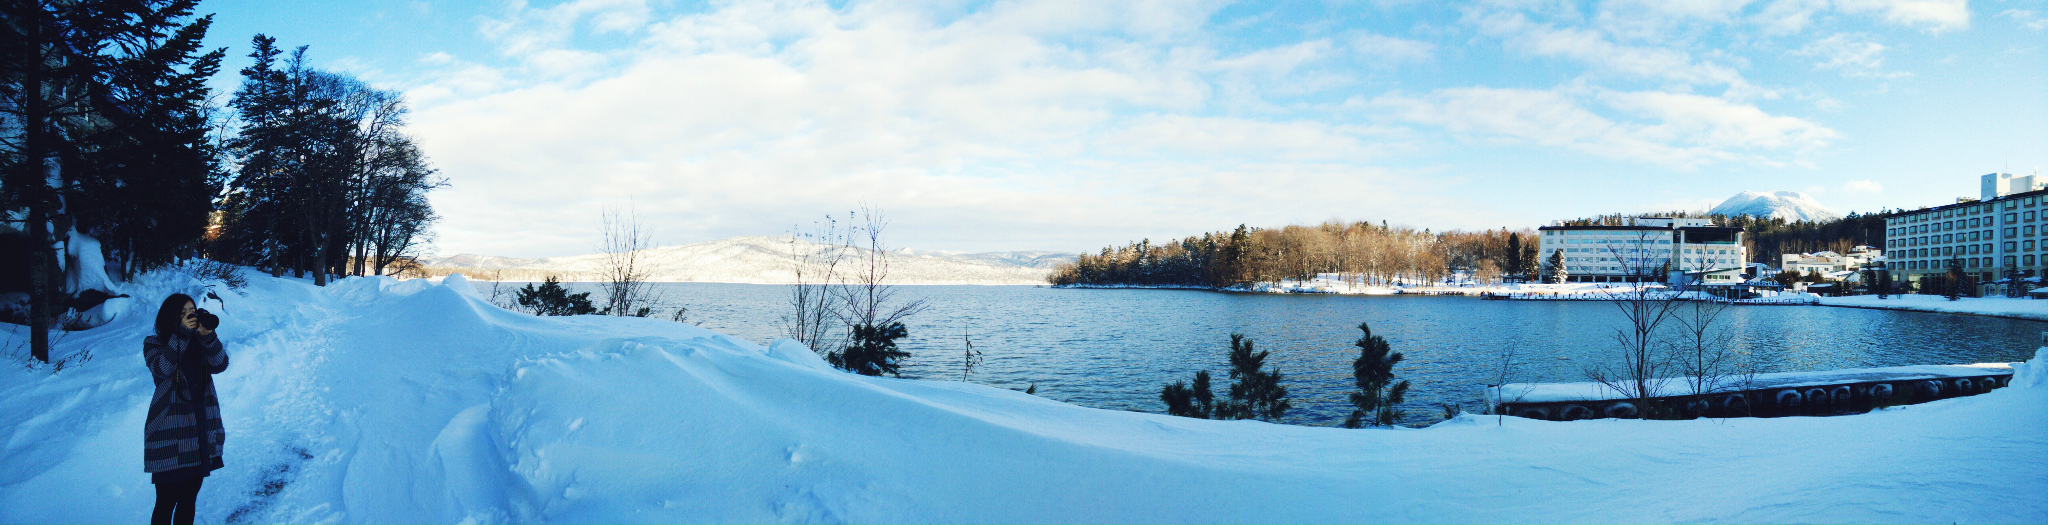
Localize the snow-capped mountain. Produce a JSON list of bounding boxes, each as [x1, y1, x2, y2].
[[419, 236, 1076, 285], [1709, 191, 1841, 222]]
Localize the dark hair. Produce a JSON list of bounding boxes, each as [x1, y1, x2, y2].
[[155, 293, 195, 339]]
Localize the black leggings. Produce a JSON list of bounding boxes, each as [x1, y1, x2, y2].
[[152, 477, 203, 525]]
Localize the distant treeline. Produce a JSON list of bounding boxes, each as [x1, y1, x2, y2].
[[1560, 211, 1889, 265], [1054, 210, 1892, 288], [1049, 222, 1540, 288]]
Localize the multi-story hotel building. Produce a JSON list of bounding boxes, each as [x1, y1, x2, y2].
[[1537, 217, 1748, 283], [1885, 172, 2048, 291]]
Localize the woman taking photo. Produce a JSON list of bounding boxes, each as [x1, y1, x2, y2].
[[142, 293, 228, 525]]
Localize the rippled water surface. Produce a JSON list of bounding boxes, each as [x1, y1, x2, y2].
[[495, 282, 2047, 425]]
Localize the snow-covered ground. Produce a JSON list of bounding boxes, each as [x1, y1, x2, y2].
[[1817, 294, 2048, 321], [3, 265, 2045, 523]]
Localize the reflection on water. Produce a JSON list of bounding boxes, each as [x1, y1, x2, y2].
[[493, 282, 2046, 426]]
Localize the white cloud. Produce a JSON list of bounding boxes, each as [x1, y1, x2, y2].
[[1842, 179, 1884, 193], [1754, 0, 1970, 34], [1795, 33, 1910, 78], [1347, 32, 1434, 63], [1593, 0, 1755, 42], [1468, 11, 1760, 95], [2002, 9, 2048, 31], [1834, 0, 1971, 32], [1372, 87, 1838, 168], [407, 0, 1459, 257]]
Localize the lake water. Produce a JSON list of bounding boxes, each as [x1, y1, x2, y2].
[[485, 282, 2048, 426]]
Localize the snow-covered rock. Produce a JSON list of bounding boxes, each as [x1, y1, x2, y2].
[[1710, 191, 1841, 222]]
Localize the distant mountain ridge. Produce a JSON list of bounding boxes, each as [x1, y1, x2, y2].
[[1709, 191, 1840, 222], [420, 236, 1075, 285]]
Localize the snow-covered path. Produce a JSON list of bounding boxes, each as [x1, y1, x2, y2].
[[1, 267, 2043, 523]]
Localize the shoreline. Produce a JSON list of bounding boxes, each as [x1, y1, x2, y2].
[[1055, 282, 2048, 323]]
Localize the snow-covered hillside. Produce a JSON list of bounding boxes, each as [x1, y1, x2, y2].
[[420, 236, 1073, 285], [1710, 191, 1842, 222], [1, 266, 2044, 523]]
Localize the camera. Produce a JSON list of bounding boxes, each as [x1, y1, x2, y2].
[[191, 309, 220, 331]]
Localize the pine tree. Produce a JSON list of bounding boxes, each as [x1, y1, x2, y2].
[[515, 276, 597, 316], [1944, 256, 1966, 301], [2, 0, 223, 361], [1215, 334, 1290, 422], [1544, 249, 1567, 284], [1160, 370, 1214, 418], [829, 322, 911, 377], [1505, 233, 1524, 279], [1344, 322, 1410, 428]]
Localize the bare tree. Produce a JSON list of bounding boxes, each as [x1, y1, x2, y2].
[[1487, 339, 1525, 426], [783, 216, 844, 351], [1584, 230, 1684, 417], [837, 205, 928, 331], [598, 205, 659, 317], [1670, 284, 1736, 397]]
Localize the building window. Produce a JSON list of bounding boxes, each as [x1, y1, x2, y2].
[[2031, 211, 2040, 221], [2030, 255, 2040, 266], [2029, 240, 2038, 251], [2007, 228, 2019, 238], [2008, 256, 2020, 267], [1970, 245, 1981, 254], [2006, 242, 2019, 251], [2009, 213, 2020, 223]]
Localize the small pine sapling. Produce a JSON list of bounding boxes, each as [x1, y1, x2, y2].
[[515, 276, 599, 316], [1344, 322, 1410, 428], [828, 322, 911, 376], [1160, 370, 1215, 419], [1218, 334, 1290, 422]]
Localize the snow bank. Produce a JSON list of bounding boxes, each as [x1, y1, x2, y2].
[[1817, 294, 2048, 321], [62, 230, 116, 295], [0, 266, 2044, 523]]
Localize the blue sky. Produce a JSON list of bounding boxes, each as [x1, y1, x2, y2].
[[191, 0, 2047, 258]]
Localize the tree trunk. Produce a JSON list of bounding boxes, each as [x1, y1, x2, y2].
[[21, 16, 52, 363]]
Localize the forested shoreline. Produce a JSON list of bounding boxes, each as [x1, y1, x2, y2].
[[1053, 212, 1889, 288], [1049, 222, 1541, 288]]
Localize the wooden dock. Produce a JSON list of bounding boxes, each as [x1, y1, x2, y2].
[[1487, 363, 2016, 420]]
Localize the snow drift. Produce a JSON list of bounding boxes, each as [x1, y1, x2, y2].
[[0, 266, 2043, 523]]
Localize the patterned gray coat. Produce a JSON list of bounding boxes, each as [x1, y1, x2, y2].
[[143, 328, 229, 479]]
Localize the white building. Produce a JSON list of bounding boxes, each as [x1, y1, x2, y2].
[[1537, 217, 1748, 284], [1780, 246, 1882, 275], [1886, 172, 2048, 292]]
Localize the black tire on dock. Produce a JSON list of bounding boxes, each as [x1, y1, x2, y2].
[[1918, 380, 1943, 400], [1954, 378, 1975, 395], [1829, 386, 1853, 410], [1805, 388, 1830, 413], [1603, 402, 1638, 419], [1684, 398, 1712, 418], [1867, 381, 1892, 410], [1775, 389, 1803, 415], [1514, 406, 1552, 420], [1723, 394, 1750, 417], [1560, 404, 1594, 420]]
